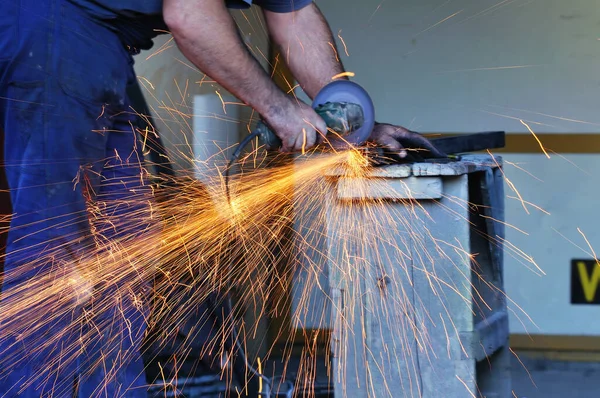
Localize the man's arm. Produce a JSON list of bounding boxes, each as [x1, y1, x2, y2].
[[163, 0, 326, 152], [263, 3, 345, 99]]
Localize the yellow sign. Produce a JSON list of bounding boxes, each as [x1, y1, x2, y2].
[[572, 260, 600, 304]]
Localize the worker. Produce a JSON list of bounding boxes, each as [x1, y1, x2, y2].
[[0, 0, 444, 396]]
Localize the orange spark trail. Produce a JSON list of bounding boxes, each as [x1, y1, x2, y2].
[[332, 72, 355, 80], [520, 119, 550, 158], [437, 64, 541, 73], [414, 10, 463, 37], [578, 228, 599, 264], [327, 42, 340, 62], [337, 31, 350, 56]]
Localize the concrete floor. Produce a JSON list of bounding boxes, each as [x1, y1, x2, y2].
[[511, 351, 600, 398], [146, 348, 600, 397]]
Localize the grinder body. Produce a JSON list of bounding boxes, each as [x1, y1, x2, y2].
[[257, 80, 376, 151]]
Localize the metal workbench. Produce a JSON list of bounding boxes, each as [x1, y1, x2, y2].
[[291, 154, 511, 398]]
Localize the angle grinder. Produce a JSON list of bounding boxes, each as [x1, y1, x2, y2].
[[225, 80, 376, 201], [256, 79, 375, 151]]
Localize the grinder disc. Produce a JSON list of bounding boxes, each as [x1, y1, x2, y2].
[[312, 80, 375, 150]]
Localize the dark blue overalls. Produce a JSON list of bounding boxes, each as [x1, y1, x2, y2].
[[0, 0, 309, 396], [0, 1, 166, 396]]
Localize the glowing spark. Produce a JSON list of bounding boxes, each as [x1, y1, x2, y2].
[[520, 119, 550, 158], [414, 10, 463, 37], [327, 42, 340, 62], [476, 109, 554, 128], [196, 74, 217, 87], [286, 84, 300, 94], [174, 57, 201, 73], [578, 228, 599, 264], [488, 150, 529, 214], [337, 31, 350, 56], [301, 128, 307, 155], [173, 78, 189, 106], [141, 126, 149, 154], [506, 196, 550, 215], [481, 215, 529, 235], [505, 160, 543, 182], [458, 0, 518, 25], [546, 149, 593, 176], [455, 375, 477, 398], [367, 0, 386, 24], [331, 72, 355, 80], [437, 64, 541, 73], [145, 36, 174, 60], [487, 104, 600, 127], [215, 90, 227, 114], [257, 357, 263, 394], [136, 76, 155, 90], [96, 104, 105, 120], [510, 348, 537, 387]]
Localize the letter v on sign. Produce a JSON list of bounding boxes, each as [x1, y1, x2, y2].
[[577, 261, 600, 302]]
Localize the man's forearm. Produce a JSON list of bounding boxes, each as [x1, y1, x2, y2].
[[264, 3, 346, 99], [163, 0, 289, 119]]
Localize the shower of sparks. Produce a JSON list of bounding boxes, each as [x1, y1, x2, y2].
[[0, 8, 558, 397], [0, 139, 540, 396]]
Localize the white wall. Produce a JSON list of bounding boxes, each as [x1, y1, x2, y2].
[[315, 0, 600, 336], [503, 154, 600, 335], [316, 0, 600, 133]]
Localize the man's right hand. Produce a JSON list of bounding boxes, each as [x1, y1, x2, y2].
[[263, 98, 328, 153]]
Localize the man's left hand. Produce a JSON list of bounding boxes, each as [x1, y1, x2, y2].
[[369, 122, 446, 159]]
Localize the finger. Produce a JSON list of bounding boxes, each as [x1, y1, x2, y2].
[[292, 128, 314, 153], [374, 134, 407, 158], [407, 136, 446, 158], [306, 128, 317, 150], [315, 118, 328, 145], [301, 127, 317, 152], [392, 128, 446, 158], [280, 132, 295, 153], [304, 116, 328, 146]]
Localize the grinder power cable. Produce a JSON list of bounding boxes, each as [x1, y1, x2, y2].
[[225, 80, 375, 204]]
